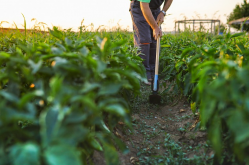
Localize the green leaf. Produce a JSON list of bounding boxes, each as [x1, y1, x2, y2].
[[181, 48, 193, 58], [236, 44, 246, 53], [57, 125, 89, 145], [55, 43, 66, 52], [0, 73, 8, 81], [89, 138, 103, 151], [100, 120, 111, 133], [215, 35, 224, 40], [45, 144, 81, 165], [79, 46, 89, 56], [51, 47, 63, 55], [49, 27, 64, 40], [9, 143, 40, 165], [104, 104, 126, 116], [103, 144, 119, 165], [230, 32, 245, 39], [203, 47, 217, 56], [0, 145, 8, 165], [228, 111, 249, 143], [175, 61, 184, 72], [0, 91, 19, 102], [70, 96, 96, 110], [18, 90, 44, 107], [200, 99, 216, 126], [49, 76, 63, 99], [236, 129, 249, 144], [208, 117, 222, 158], [80, 82, 100, 94], [190, 102, 196, 114], [0, 52, 10, 58], [98, 84, 122, 96], [45, 106, 59, 144], [65, 37, 72, 47], [97, 60, 107, 73], [161, 44, 171, 48], [28, 60, 42, 74]]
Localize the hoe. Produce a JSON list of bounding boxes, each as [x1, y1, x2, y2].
[[149, 27, 161, 104]]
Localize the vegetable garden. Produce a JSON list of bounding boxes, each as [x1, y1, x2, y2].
[[0, 22, 249, 165]]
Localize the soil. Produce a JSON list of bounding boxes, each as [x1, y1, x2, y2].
[[92, 84, 213, 165]]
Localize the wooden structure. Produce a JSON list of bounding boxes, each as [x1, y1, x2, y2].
[[175, 19, 221, 35], [228, 17, 249, 32]]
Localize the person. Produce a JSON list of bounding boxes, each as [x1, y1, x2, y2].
[[130, 0, 173, 85]]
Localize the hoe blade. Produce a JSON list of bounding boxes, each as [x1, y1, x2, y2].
[[149, 93, 161, 104]]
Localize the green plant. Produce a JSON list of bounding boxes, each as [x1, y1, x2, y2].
[[158, 29, 249, 164], [189, 32, 249, 164], [0, 26, 145, 165]]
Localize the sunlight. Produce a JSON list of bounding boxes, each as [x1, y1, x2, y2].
[[0, 0, 244, 32]]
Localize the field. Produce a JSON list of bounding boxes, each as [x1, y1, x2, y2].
[[0, 25, 249, 165]]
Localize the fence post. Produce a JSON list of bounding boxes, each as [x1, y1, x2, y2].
[[211, 21, 213, 34], [218, 21, 220, 35], [175, 22, 176, 34], [178, 22, 180, 33], [193, 20, 195, 32], [213, 21, 216, 35]]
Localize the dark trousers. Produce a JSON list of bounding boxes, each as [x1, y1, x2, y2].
[[130, 1, 160, 80]]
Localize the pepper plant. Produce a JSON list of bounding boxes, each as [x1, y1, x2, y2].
[[160, 31, 249, 164], [0, 27, 145, 165]]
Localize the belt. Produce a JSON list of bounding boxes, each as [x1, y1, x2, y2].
[[130, 1, 160, 11]]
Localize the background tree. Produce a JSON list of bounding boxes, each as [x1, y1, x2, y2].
[[227, 0, 249, 31]]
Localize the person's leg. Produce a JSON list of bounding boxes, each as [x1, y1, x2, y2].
[[138, 43, 151, 80], [130, 3, 153, 82], [149, 40, 157, 79]]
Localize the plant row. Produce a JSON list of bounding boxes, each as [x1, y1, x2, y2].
[[0, 27, 145, 165], [160, 31, 249, 164]]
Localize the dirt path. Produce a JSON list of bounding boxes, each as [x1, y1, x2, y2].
[[93, 84, 214, 165]]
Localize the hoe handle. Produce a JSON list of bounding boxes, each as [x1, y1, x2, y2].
[[155, 37, 160, 76], [153, 23, 161, 91]]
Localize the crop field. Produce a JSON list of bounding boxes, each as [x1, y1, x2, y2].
[[0, 23, 249, 165]]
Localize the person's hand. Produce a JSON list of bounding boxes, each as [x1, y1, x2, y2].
[[156, 12, 165, 24], [153, 26, 162, 40]]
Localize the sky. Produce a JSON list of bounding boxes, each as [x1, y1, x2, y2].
[[0, 0, 244, 32]]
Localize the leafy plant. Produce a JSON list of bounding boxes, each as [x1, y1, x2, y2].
[[190, 32, 249, 164], [162, 31, 249, 163], [0, 26, 145, 165]]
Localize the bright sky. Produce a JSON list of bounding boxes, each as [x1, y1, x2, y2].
[[0, 0, 244, 32]]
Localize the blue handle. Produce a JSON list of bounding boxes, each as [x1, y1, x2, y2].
[[153, 74, 158, 91]]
